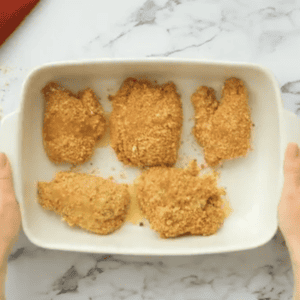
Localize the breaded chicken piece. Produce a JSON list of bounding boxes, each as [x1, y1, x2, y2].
[[42, 82, 106, 165], [109, 78, 183, 167], [192, 78, 252, 167], [136, 163, 226, 238], [38, 172, 130, 235]]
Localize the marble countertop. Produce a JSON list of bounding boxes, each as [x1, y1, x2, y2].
[[0, 0, 299, 299]]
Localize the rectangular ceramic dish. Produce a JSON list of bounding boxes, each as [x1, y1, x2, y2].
[[1, 58, 298, 255]]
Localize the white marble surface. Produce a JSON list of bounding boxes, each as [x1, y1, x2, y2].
[[0, 0, 300, 299]]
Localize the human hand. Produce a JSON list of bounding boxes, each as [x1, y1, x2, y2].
[[278, 142, 300, 265], [0, 153, 21, 261]]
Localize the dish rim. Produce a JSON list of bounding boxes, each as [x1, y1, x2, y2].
[[17, 58, 284, 255]]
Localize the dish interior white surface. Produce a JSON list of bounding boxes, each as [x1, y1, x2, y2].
[[19, 60, 281, 255]]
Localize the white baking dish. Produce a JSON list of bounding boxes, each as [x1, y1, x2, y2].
[[1, 58, 298, 255]]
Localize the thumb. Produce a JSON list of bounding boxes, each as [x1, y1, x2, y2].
[[283, 143, 300, 186], [0, 153, 15, 197]]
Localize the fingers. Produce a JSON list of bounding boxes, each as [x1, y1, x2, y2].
[[0, 152, 21, 251], [0, 153, 15, 197], [283, 143, 300, 186], [285, 142, 299, 160]]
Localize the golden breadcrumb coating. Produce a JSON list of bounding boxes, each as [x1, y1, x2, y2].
[[136, 164, 226, 238], [42, 82, 106, 165], [38, 172, 130, 235], [192, 77, 252, 167], [109, 78, 183, 167]]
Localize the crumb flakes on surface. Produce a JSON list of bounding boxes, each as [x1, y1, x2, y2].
[[192, 77, 252, 167], [126, 183, 145, 225], [42, 82, 106, 165], [120, 173, 126, 179], [37, 171, 130, 235], [0, 66, 11, 74], [109, 77, 183, 167], [136, 165, 227, 238]]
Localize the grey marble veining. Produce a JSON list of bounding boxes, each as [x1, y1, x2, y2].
[[4, 229, 293, 299], [1, 0, 300, 299]]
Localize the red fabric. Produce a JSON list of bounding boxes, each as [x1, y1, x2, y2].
[[0, 0, 40, 46]]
